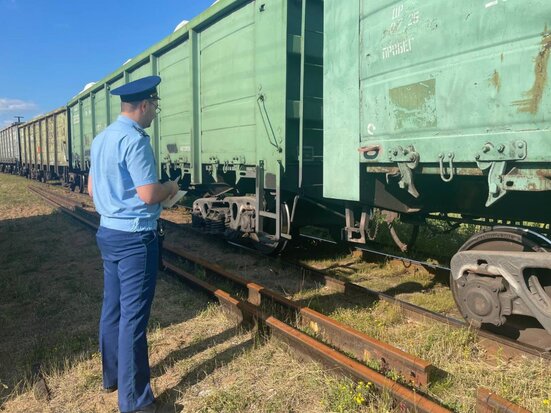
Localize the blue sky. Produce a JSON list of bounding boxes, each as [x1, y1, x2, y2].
[[0, 0, 214, 128]]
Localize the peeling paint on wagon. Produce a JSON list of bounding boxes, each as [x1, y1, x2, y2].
[[512, 31, 551, 114], [490, 70, 501, 92], [365, 166, 486, 176], [389, 79, 437, 130]]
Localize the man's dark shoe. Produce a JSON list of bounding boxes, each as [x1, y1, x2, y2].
[[102, 384, 118, 393]]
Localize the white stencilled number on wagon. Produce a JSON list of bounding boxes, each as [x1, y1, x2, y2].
[[408, 11, 420, 26], [391, 4, 419, 26], [382, 37, 414, 59], [392, 4, 404, 20]]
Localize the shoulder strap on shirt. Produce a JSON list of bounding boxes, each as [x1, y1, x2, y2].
[[132, 125, 149, 139]]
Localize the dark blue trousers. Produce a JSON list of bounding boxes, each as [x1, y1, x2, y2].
[[96, 226, 158, 412]]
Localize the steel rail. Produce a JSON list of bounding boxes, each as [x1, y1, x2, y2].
[[291, 260, 551, 362], [28, 185, 98, 229], [476, 388, 531, 413], [298, 233, 452, 271], [163, 241, 435, 389]]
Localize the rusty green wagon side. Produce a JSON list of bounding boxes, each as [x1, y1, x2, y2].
[[324, 0, 551, 334]]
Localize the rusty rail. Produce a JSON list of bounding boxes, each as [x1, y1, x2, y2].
[[30, 184, 448, 411], [476, 388, 531, 413], [162, 261, 450, 413], [28, 185, 98, 229], [292, 261, 551, 362], [163, 241, 435, 388]]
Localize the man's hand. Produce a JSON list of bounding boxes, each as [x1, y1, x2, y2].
[[164, 180, 179, 199], [87, 175, 93, 198]]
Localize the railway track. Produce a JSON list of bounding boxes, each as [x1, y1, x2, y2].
[[28, 183, 541, 412], [162, 215, 551, 359], [290, 255, 551, 359]]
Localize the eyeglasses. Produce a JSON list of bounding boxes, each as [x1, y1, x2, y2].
[[149, 99, 161, 114]]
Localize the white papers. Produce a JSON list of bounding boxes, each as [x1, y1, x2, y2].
[[161, 190, 187, 208]]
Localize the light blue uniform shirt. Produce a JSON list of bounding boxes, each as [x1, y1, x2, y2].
[[90, 115, 160, 232]]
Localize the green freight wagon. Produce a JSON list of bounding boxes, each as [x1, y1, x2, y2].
[[19, 121, 30, 177], [324, 0, 551, 333], [71, 0, 324, 252], [0, 122, 22, 174], [19, 116, 39, 179], [18, 108, 68, 182], [67, 81, 103, 192]]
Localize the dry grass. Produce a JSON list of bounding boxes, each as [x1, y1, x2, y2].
[[162, 210, 550, 412], [0, 177, 102, 405], [300, 253, 458, 316], [291, 231, 549, 411], [179, 335, 401, 413], [326, 301, 551, 412]]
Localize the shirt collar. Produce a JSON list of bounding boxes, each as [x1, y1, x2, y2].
[[117, 115, 149, 138], [117, 114, 142, 130]]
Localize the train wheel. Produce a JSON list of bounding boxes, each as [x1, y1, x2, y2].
[[253, 203, 291, 255], [450, 227, 551, 332]]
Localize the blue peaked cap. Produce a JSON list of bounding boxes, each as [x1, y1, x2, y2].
[[110, 76, 161, 102]]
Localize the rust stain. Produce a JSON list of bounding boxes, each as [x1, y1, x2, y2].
[[536, 169, 551, 178], [512, 31, 551, 114], [490, 70, 501, 92]]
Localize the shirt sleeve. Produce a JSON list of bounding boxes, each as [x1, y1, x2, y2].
[[125, 136, 158, 188]]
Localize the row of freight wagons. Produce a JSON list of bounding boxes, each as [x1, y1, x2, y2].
[[0, 109, 76, 188]]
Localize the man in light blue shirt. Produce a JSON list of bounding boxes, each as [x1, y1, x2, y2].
[[88, 76, 178, 413]]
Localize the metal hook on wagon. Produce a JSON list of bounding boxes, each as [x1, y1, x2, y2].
[[439, 152, 455, 182], [358, 144, 381, 159]]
